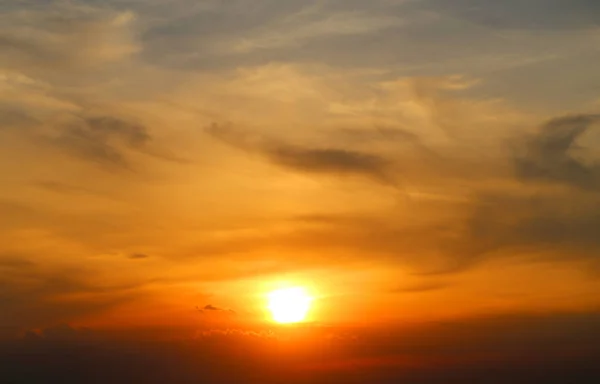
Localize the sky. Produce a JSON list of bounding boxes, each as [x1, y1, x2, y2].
[[1, 0, 600, 382]]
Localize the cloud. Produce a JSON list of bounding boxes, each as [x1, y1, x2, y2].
[[0, 0, 599, 337], [424, 0, 600, 30], [129, 253, 149, 260], [183, 115, 600, 275], [231, 9, 403, 53], [139, 1, 406, 69], [337, 127, 421, 144], [48, 115, 190, 169], [207, 124, 394, 183], [515, 114, 600, 190], [268, 146, 391, 180], [0, 69, 77, 127], [452, 191, 600, 267], [3, 311, 600, 383], [0, 254, 153, 328], [50, 116, 149, 169], [0, 71, 187, 171], [195, 328, 272, 339], [0, 268, 132, 327], [184, 109, 600, 277], [0, 4, 138, 72], [0, 255, 35, 269], [198, 304, 236, 314]]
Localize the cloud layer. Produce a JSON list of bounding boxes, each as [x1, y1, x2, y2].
[[0, 0, 599, 331]]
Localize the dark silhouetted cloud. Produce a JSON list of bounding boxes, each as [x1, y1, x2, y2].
[[267, 145, 392, 182], [515, 114, 600, 190], [198, 305, 236, 314], [207, 124, 394, 183]]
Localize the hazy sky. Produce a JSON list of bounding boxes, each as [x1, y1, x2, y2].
[[1, 0, 600, 333]]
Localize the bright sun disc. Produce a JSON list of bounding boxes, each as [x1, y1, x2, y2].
[[267, 287, 313, 324]]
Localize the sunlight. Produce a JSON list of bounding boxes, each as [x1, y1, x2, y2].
[[267, 287, 313, 324]]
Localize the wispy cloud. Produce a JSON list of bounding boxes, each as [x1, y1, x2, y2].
[[231, 10, 403, 53], [425, 0, 600, 30], [1, 0, 600, 331], [515, 114, 600, 190], [38, 115, 187, 170], [0, 4, 138, 72], [51, 116, 150, 170], [207, 124, 395, 184]]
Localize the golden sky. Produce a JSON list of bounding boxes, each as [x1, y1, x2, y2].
[[1, 0, 600, 333]]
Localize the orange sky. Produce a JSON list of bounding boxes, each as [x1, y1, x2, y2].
[[1, 0, 600, 334]]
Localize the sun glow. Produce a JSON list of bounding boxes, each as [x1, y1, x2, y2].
[[267, 287, 313, 324]]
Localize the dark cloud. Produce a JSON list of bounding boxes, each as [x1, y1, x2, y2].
[[0, 105, 38, 129], [453, 191, 600, 266], [207, 124, 394, 183], [269, 146, 391, 179], [0, 261, 142, 327], [47, 115, 189, 169], [0, 278, 118, 327], [281, 114, 600, 273], [1, 311, 600, 384], [177, 115, 600, 275], [195, 328, 274, 340], [515, 114, 600, 190], [425, 0, 600, 30], [197, 305, 236, 314], [52, 116, 150, 169], [129, 253, 149, 260]]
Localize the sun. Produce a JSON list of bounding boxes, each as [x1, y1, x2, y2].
[[267, 287, 313, 324]]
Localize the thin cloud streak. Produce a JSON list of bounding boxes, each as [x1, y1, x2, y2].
[[231, 10, 404, 53], [207, 124, 396, 184]]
